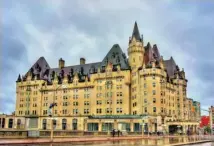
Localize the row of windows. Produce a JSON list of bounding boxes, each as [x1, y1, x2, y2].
[[20, 97, 35, 102], [97, 78, 123, 84], [84, 109, 89, 114], [96, 108, 122, 114], [96, 92, 123, 98], [20, 85, 38, 90], [18, 110, 37, 115], [19, 103, 31, 108], [144, 90, 156, 96], [132, 107, 168, 115], [97, 85, 123, 90], [141, 82, 156, 88], [84, 101, 90, 105], [96, 99, 123, 105], [41, 88, 91, 95]]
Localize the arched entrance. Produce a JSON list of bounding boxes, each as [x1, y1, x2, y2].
[[17, 119, 21, 129], [53, 119, 57, 130], [42, 119, 47, 130], [72, 119, 77, 130], [8, 119, 13, 128], [62, 119, 67, 130], [2, 118, 5, 128]]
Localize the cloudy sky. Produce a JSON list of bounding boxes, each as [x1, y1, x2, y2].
[[1, 0, 214, 115]]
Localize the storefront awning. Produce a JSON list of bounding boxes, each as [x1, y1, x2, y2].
[[88, 115, 146, 119]]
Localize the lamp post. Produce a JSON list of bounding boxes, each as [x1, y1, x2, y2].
[[201, 108, 213, 135], [141, 102, 151, 137], [50, 84, 66, 142], [209, 108, 213, 135]]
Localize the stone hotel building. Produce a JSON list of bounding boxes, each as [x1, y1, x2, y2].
[[5, 22, 201, 134]]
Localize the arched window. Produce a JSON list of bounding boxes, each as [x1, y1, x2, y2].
[[17, 119, 21, 129], [2, 118, 5, 128], [53, 119, 57, 130], [8, 119, 13, 128], [72, 119, 78, 130], [42, 119, 47, 130], [62, 119, 67, 130]]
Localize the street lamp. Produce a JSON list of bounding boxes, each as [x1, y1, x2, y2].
[[141, 102, 151, 137], [141, 116, 150, 137], [209, 108, 213, 135], [201, 108, 213, 135]]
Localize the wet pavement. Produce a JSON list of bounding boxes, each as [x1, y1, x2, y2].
[[1, 137, 214, 146]]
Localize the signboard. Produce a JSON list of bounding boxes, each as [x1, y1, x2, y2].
[[28, 130, 40, 137], [28, 118, 38, 128]]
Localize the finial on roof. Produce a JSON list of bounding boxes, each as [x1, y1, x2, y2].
[[153, 44, 157, 48], [147, 42, 151, 48]]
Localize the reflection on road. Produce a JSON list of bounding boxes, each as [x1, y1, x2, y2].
[[9, 136, 214, 146]]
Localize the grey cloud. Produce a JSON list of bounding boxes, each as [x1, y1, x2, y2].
[[1, 0, 214, 114]]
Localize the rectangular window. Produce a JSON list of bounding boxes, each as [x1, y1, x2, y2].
[[96, 109, 102, 114], [120, 92, 122, 96], [73, 109, 78, 114], [144, 107, 147, 113], [153, 107, 156, 113], [144, 91, 147, 96], [153, 82, 156, 87], [153, 98, 156, 103], [152, 90, 156, 95], [161, 99, 163, 104], [84, 109, 89, 114], [116, 108, 122, 113], [144, 83, 147, 88], [96, 100, 102, 105]]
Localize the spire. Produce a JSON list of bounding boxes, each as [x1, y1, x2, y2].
[[16, 74, 22, 82], [132, 21, 141, 41]]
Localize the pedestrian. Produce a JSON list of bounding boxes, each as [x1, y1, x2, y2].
[[118, 130, 120, 137], [112, 129, 115, 137]]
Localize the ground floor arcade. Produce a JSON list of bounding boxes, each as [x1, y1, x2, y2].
[[0, 115, 199, 135]]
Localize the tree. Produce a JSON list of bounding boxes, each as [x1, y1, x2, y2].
[[204, 126, 211, 134]]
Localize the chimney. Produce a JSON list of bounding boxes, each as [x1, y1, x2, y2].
[[59, 58, 65, 69], [80, 58, 86, 65]]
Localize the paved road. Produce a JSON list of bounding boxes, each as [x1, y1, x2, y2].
[[0, 135, 214, 146]]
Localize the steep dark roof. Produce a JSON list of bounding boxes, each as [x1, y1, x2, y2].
[[152, 44, 161, 61], [49, 62, 101, 79], [164, 57, 177, 77], [132, 21, 141, 41], [25, 57, 50, 79], [16, 74, 21, 82], [21, 44, 130, 83], [101, 44, 129, 70], [144, 42, 154, 65]]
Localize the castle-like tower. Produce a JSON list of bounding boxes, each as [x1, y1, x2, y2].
[[12, 22, 200, 134]]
